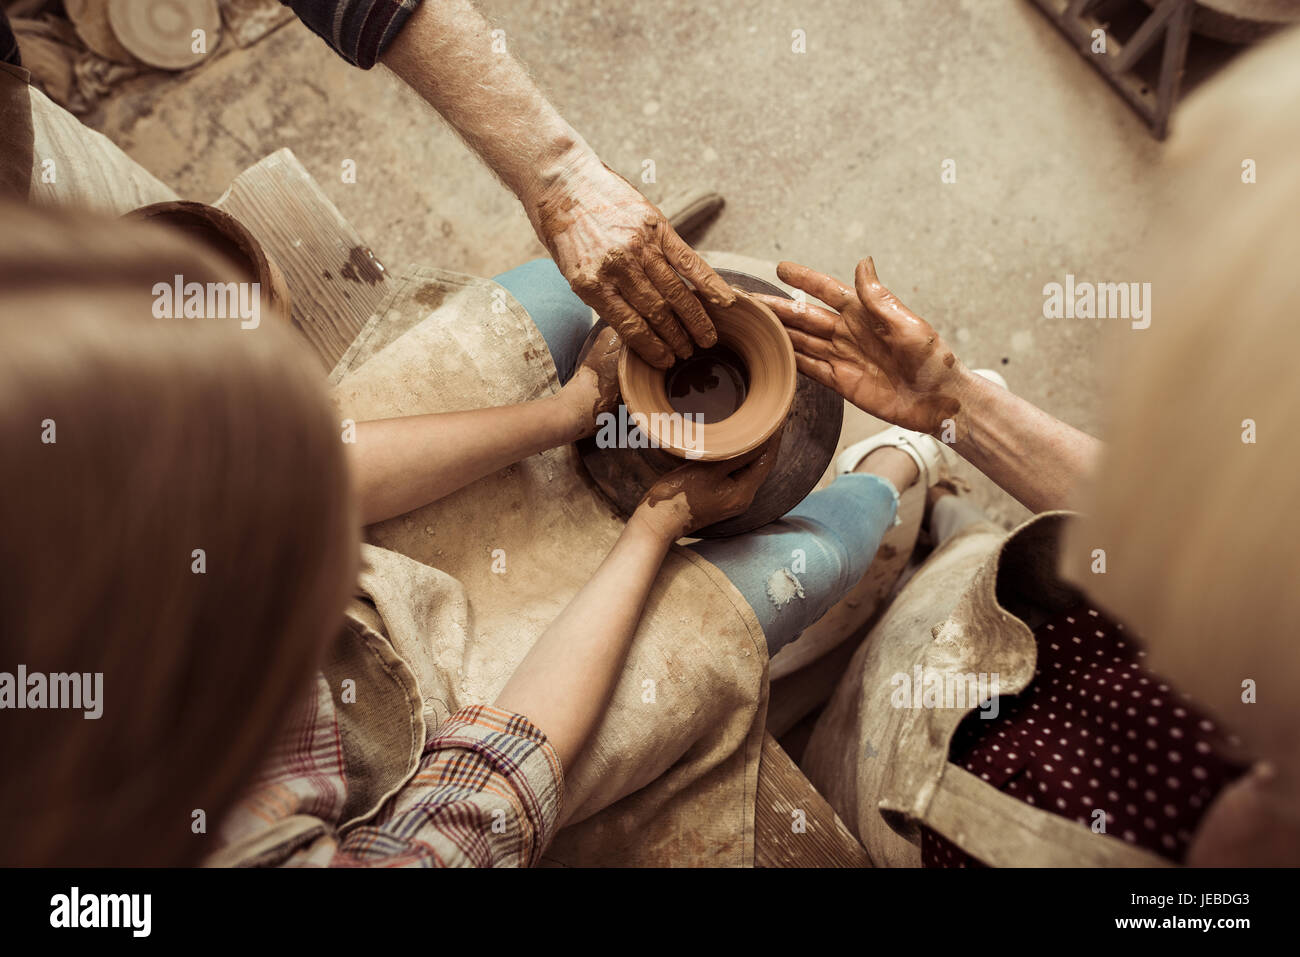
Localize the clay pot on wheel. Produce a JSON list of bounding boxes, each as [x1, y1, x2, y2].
[[618, 293, 796, 462]]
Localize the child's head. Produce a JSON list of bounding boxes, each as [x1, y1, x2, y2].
[[0, 202, 358, 865]]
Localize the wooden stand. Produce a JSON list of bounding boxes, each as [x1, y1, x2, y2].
[[214, 149, 390, 369]]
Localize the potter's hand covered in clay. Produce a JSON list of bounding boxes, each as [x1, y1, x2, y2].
[[755, 258, 969, 435], [530, 161, 737, 370], [635, 432, 782, 540]]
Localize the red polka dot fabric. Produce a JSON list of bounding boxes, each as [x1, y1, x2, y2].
[[921, 603, 1249, 867]]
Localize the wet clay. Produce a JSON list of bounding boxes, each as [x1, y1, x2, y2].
[[664, 344, 748, 423], [619, 291, 796, 461], [578, 325, 623, 420], [639, 435, 781, 532]]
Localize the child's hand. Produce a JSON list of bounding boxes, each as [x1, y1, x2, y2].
[[632, 430, 782, 541], [559, 325, 623, 439]]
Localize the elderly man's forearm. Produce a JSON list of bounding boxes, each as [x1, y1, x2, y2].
[[379, 0, 598, 206]]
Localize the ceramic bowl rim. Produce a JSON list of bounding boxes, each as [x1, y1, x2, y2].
[[616, 290, 797, 461]]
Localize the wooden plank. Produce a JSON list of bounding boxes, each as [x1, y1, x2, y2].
[[215, 148, 389, 369], [754, 732, 871, 868], [767, 636, 862, 739]]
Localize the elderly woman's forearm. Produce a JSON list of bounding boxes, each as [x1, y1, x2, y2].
[[950, 371, 1102, 513]]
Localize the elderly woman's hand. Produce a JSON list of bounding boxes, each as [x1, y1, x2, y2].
[[755, 258, 975, 436]]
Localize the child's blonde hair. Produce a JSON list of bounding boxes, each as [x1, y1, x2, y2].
[[0, 203, 358, 865]]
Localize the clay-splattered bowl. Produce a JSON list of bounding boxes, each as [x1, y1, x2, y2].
[[618, 291, 797, 461]]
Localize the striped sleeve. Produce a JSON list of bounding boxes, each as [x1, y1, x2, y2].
[[1, 10, 20, 67], [282, 0, 421, 69], [333, 705, 564, 867]]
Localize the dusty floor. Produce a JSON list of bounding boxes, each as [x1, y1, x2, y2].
[[90, 0, 1174, 525]]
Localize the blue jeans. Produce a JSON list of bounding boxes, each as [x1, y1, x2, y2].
[[493, 259, 899, 655], [494, 258, 594, 384]]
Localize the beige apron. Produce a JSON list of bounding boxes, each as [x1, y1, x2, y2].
[[803, 511, 1170, 867], [0, 65, 176, 211], [321, 266, 770, 866]]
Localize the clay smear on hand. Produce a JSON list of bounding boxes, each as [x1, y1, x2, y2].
[[530, 163, 734, 368], [641, 433, 782, 532], [578, 325, 624, 420]]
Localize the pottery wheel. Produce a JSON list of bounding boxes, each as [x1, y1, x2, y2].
[[576, 268, 843, 539]]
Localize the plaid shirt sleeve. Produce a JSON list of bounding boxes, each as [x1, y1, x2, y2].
[[334, 704, 564, 867], [282, 0, 422, 69], [219, 676, 563, 868]]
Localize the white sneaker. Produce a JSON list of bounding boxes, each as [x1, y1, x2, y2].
[[836, 426, 946, 488]]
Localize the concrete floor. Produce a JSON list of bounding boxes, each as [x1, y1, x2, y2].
[[91, 0, 1167, 526]]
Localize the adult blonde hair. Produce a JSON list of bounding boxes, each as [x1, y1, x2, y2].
[[1063, 28, 1300, 769], [0, 202, 358, 865]]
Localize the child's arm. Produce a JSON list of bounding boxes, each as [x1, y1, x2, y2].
[[347, 328, 620, 525], [494, 440, 779, 770]]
